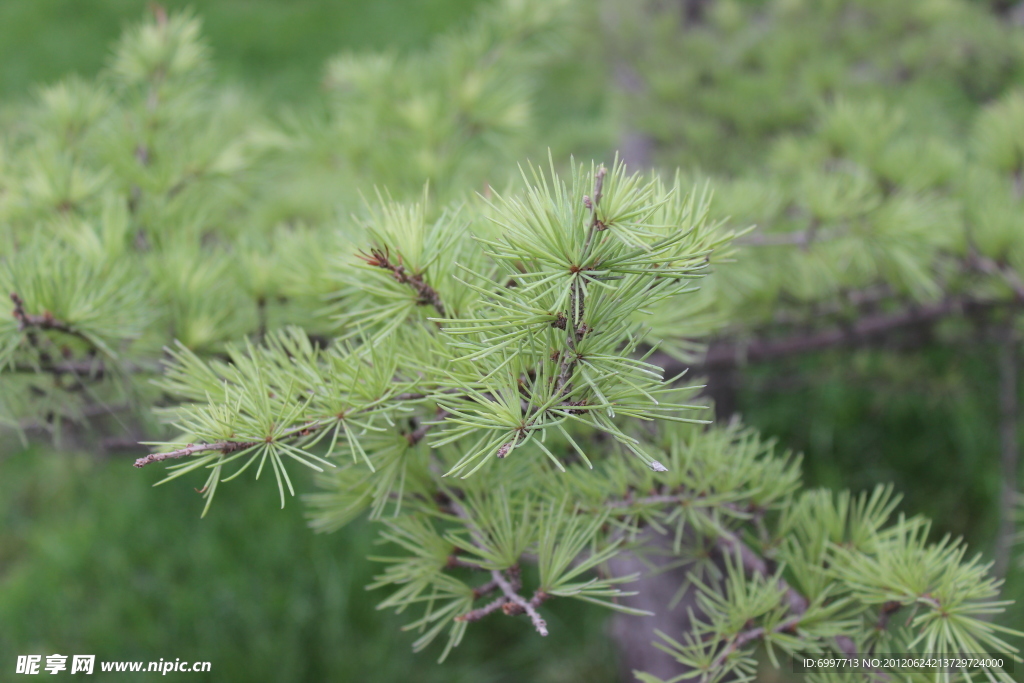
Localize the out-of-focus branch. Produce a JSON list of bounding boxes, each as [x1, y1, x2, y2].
[[11, 292, 87, 340], [652, 294, 1020, 377], [967, 252, 1024, 300], [8, 358, 160, 377]]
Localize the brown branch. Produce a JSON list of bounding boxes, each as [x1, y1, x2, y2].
[[405, 408, 448, 446], [6, 292, 162, 386], [603, 489, 888, 680], [357, 247, 447, 317], [10, 292, 93, 346], [405, 421, 433, 447], [133, 438, 262, 468], [133, 419, 326, 468], [552, 345, 579, 398], [604, 488, 808, 615], [875, 600, 903, 632], [455, 595, 506, 623], [606, 490, 885, 680], [663, 294, 1017, 375]]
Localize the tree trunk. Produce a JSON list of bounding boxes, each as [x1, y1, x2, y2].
[[607, 531, 704, 681]]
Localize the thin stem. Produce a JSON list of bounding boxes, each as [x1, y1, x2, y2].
[[133, 439, 261, 468], [580, 164, 607, 256], [134, 420, 322, 467], [454, 596, 506, 623], [135, 390, 442, 468], [489, 568, 548, 636]]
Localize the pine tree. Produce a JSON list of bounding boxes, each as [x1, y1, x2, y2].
[[3, 3, 1023, 682]]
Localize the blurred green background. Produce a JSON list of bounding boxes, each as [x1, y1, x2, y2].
[[0, 0, 485, 102], [0, 2, 616, 681], [2, 1, 1023, 681]]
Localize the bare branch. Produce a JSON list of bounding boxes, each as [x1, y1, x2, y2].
[[660, 294, 1018, 375], [133, 420, 323, 468], [454, 595, 506, 623], [489, 568, 548, 636], [133, 439, 261, 468]]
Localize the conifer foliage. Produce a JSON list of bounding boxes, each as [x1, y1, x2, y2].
[[2, 3, 1023, 682]]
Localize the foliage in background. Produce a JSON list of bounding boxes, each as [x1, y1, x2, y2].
[[599, 0, 1024, 539]]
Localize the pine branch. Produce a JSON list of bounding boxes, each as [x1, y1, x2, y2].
[[357, 247, 447, 317], [10, 292, 94, 347], [443, 495, 550, 636], [135, 391, 439, 468], [489, 567, 549, 636], [713, 525, 808, 615], [133, 437, 266, 467], [709, 614, 803, 671]]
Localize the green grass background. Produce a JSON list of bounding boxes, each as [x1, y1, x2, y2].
[[0, 0, 485, 102]]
